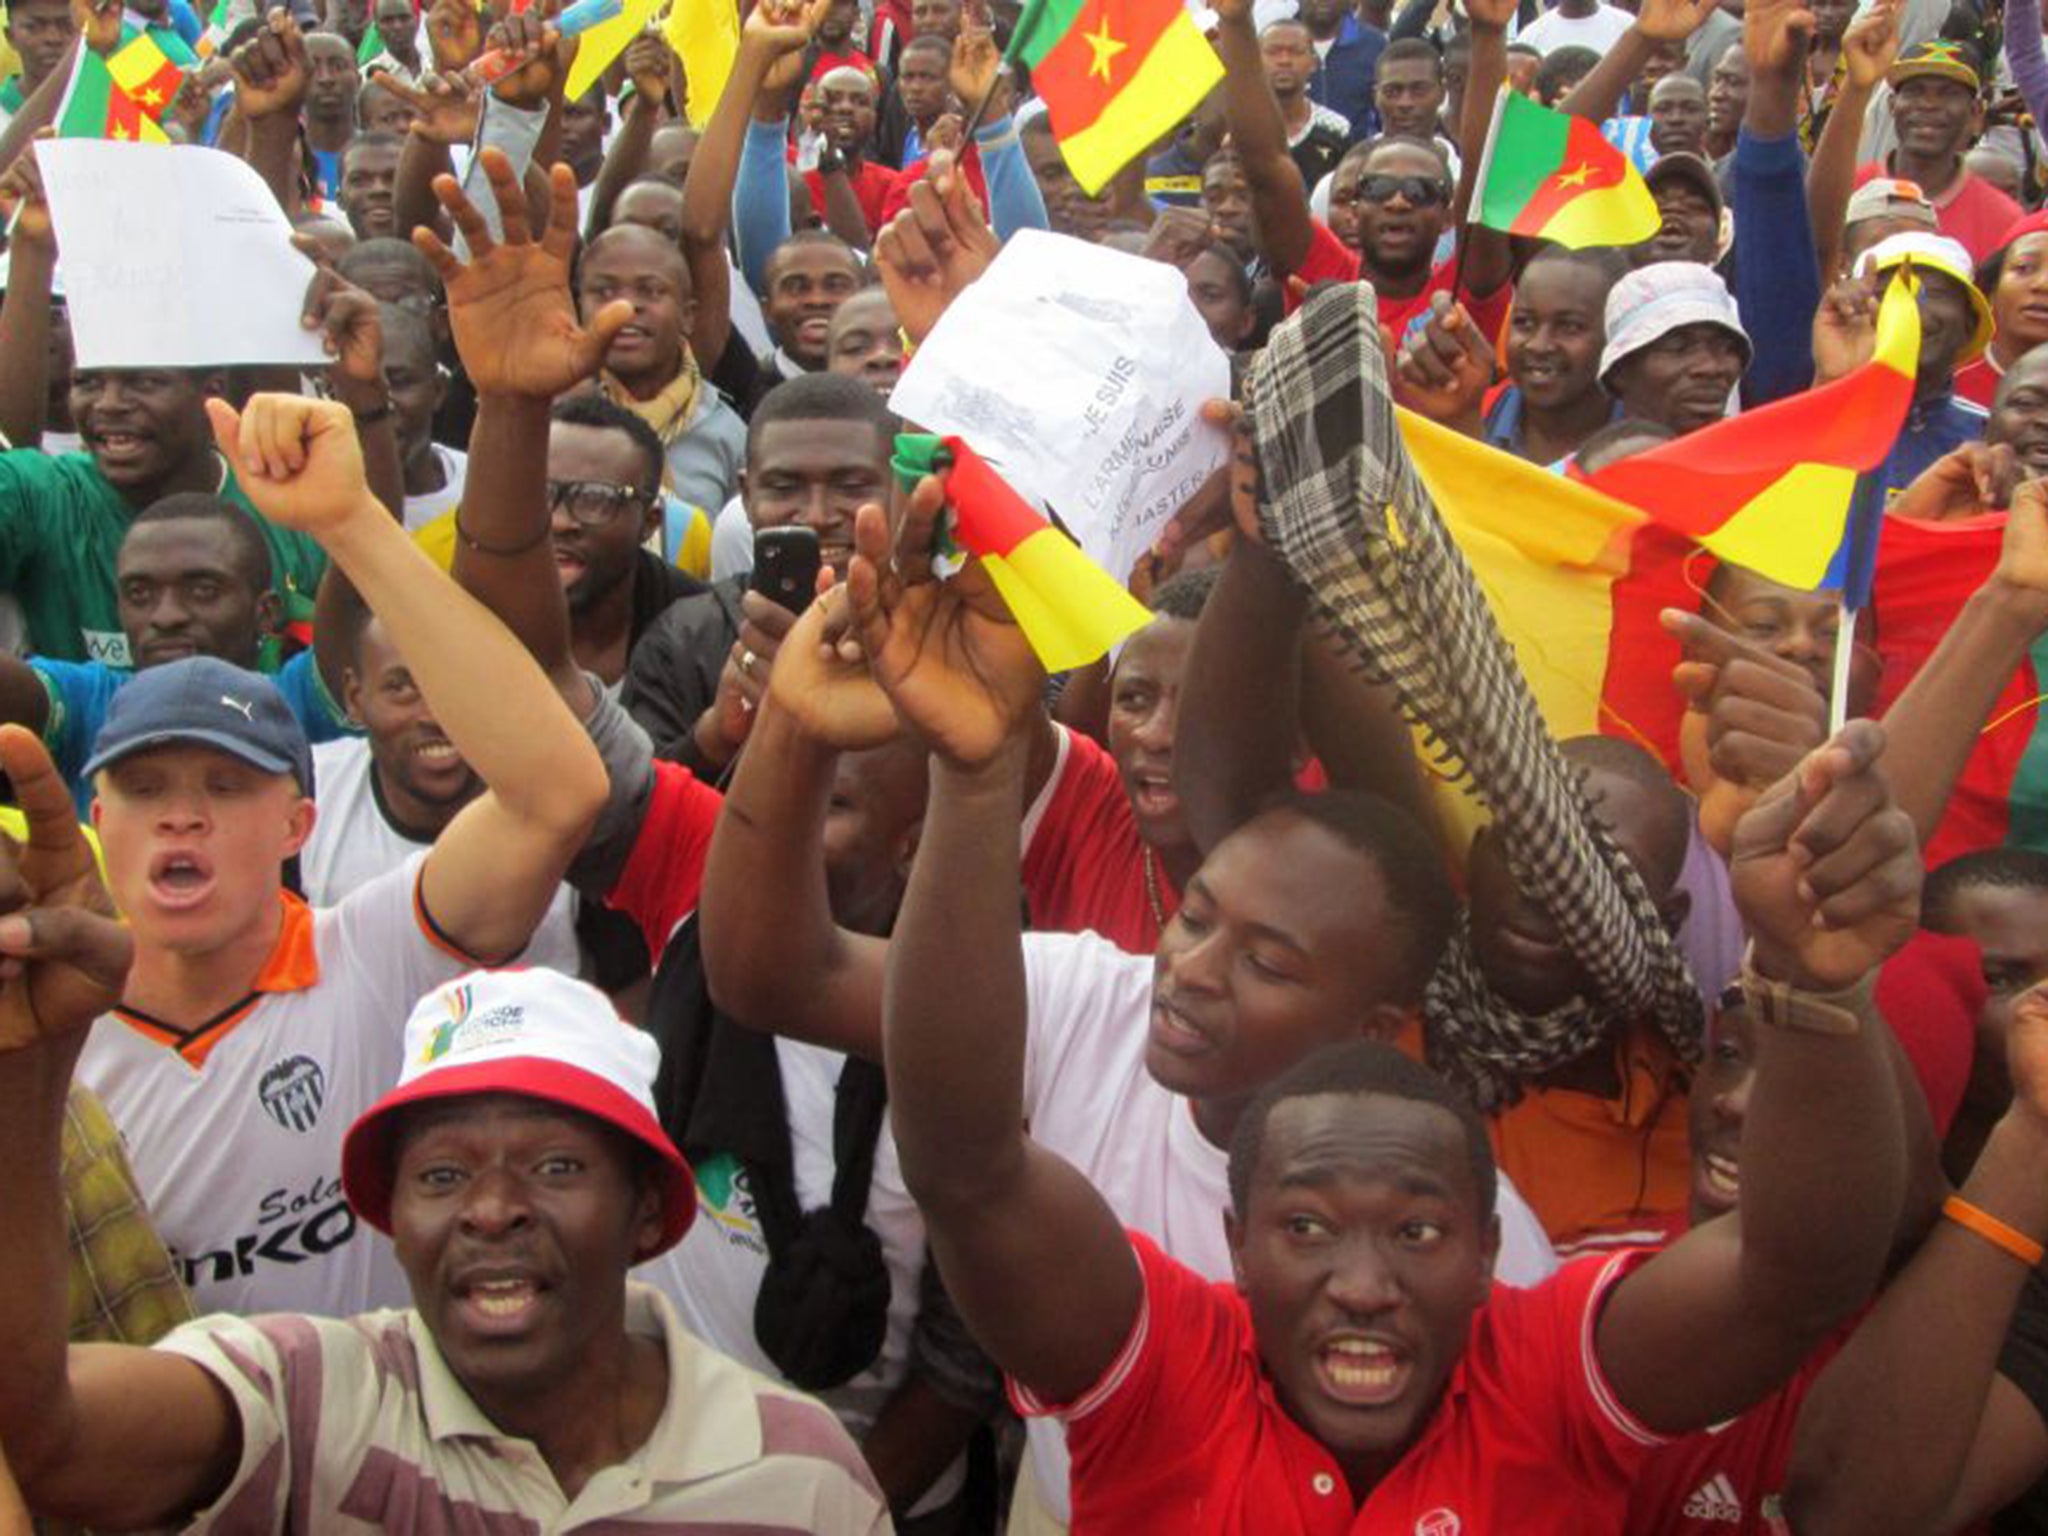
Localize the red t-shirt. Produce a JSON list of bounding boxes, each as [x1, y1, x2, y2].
[[879, 145, 992, 228], [1291, 218, 1513, 353], [605, 759, 725, 954], [803, 159, 899, 237], [1955, 351, 2000, 409], [1854, 162, 2022, 266], [1017, 1232, 1663, 1533], [1021, 726, 1173, 956], [1622, 1326, 1855, 1535]]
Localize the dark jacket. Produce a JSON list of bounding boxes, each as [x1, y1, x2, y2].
[[1309, 14, 1388, 142], [621, 576, 747, 778]]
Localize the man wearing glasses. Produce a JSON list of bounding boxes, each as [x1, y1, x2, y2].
[[544, 395, 706, 696]]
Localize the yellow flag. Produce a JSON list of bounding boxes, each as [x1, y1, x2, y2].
[[662, 0, 739, 126], [563, 0, 664, 102]]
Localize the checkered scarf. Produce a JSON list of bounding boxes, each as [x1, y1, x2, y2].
[[1244, 281, 1702, 1110]]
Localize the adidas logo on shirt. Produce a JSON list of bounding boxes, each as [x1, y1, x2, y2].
[[1682, 1474, 1744, 1523]]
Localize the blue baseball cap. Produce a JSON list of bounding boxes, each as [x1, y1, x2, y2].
[[82, 656, 314, 792]]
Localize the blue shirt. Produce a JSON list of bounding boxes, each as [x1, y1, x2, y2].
[[1308, 15, 1387, 143], [1883, 390, 1989, 499], [36, 650, 353, 816], [1483, 385, 1622, 469]]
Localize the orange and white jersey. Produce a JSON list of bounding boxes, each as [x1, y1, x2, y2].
[[76, 853, 484, 1320]]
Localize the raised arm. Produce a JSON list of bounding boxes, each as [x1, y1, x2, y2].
[[1175, 528, 1309, 853], [1781, 986, 2048, 1536], [1879, 479, 2048, 847], [733, 4, 826, 290], [586, 33, 668, 242], [1733, 0, 1821, 405], [700, 683, 892, 1058], [1452, 0, 1515, 295], [1809, 0, 1899, 281], [849, 478, 1144, 1409], [1560, 0, 1717, 122], [430, 151, 631, 716], [0, 145, 56, 451], [1594, 720, 1917, 1434], [0, 729, 238, 1532], [1213, 0, 1314, 275], [226, 11, 312, 219], [207, 389, 608, 963], [384, 70, 479, 241]]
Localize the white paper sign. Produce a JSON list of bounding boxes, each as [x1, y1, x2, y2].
[[40, 140, 331, 370], [890, 229, 1231, 587]]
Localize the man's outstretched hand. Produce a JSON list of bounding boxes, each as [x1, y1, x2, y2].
[[844, 475, 1044, 768], [1729, 719, 1920, 991], [0, 728, 130, 1053], [874, 149, 999, 345], [414, 148, 632, 399]]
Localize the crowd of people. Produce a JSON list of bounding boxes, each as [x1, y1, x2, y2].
[[2, 0, 2048, 1526]]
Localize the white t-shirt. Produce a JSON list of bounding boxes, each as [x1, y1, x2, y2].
[[301, 736, 584, 978], [1014, 929, 1560, 1519], [75, 854, 472, 1320], [401, 444, 467, 532], [635, 1035, 965, 1517], [1518, 2, 1636, 54]]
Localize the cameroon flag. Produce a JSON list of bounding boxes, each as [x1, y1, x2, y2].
[[1473, 90, 1658, 247], [54, 47, 169, 142], [1006, 0, 1223, 196], [108, 31, 185, 119], [895, 433, 1153, 670]]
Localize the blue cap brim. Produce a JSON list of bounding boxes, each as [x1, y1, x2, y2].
[[82, 729, 304, 787]]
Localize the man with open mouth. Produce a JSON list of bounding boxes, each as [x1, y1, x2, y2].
[[0, 904, 888, 1531]]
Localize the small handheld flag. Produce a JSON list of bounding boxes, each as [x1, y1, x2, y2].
[[54, 47, 170, 142], [1003, 0, 1224, 195], [1580, 270, 1922, 591], [1472, 90, 1659, 248], [894, 433, 1153, 671], [562, 0, 663, 101], [107, 30, 185, 118]]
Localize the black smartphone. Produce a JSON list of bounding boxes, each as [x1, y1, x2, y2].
[[751, 526, 823, 615]]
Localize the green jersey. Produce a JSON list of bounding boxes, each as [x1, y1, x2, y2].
[[0, 450, 327, 665]]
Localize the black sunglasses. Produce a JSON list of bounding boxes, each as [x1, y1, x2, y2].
[[1355, 174, 1449, 207]]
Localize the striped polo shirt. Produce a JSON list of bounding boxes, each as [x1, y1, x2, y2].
[[159, 1283, 890, 1534]]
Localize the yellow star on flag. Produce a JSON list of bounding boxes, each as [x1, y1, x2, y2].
[[138, 86, 163, 105], [1555, 162, 1594, 188], [112, 124, 132, 139], [1083, 16, 1126, 83]]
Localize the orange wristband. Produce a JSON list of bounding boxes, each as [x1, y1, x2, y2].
[[1943, 1195, 2046, 1269]]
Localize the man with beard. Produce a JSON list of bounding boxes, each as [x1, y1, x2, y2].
[[1219, 0, 1509, 352], [544, 395, 705, 691]]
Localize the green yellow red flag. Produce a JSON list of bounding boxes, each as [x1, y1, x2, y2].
[[1004, 0, 1223, 195], [55, 47, 170, 143], [1472, 89, 1658, 247], [108, 31, 185, 119], [894, 433, 1152, 671]]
